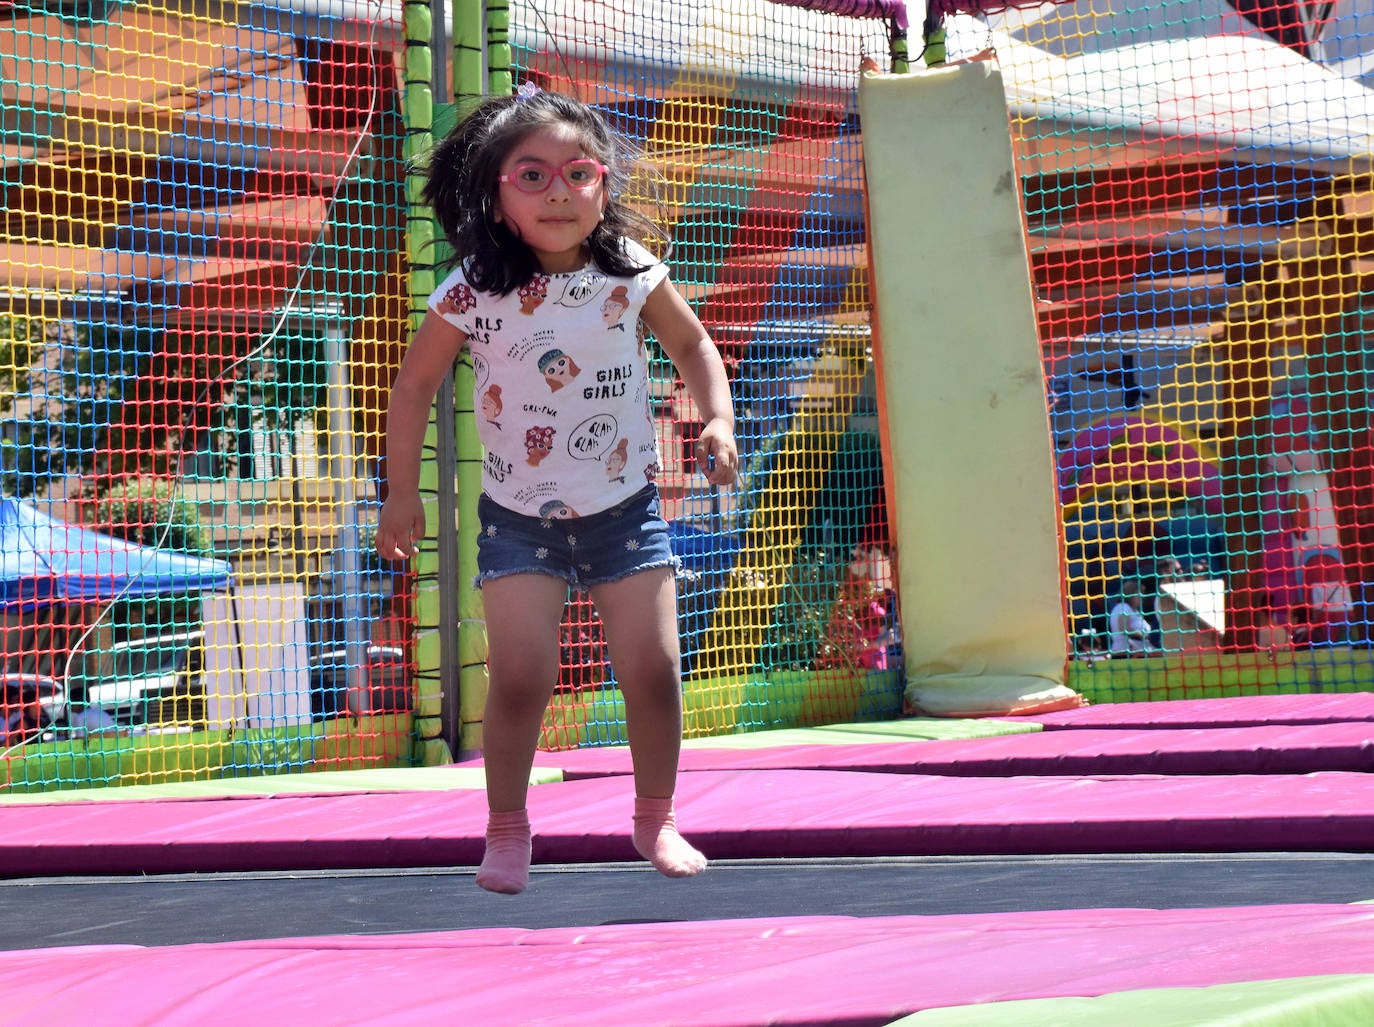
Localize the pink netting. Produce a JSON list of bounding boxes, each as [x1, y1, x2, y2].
[[767, 0, 909, 30]]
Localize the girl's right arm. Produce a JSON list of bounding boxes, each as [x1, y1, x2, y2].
[[376, 311, 469, 559]]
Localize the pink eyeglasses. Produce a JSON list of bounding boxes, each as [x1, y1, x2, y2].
[[499, 158, 609, 193]]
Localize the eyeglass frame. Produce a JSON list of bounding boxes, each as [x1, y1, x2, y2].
[[498, 158, 610, 194]]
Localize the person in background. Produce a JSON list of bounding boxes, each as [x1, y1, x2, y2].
[[1073, 629, 1110, 664], [1108, 580, 1157, 656]]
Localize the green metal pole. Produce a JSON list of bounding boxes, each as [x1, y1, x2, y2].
[[403, 0, 454, 764], [448, 0, 513, 757], [428, 0, 463, 764], [403, 0, 510, 759], [890, 16, 910, 74], [486, 0, 512, 95], [922, 17, 946, 68]]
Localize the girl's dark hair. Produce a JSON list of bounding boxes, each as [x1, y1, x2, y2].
[[421, 89, 667, 295]]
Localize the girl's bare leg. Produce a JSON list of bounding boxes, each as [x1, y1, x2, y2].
[[475, 572, 568, 893], [592, 567, 707, 877]]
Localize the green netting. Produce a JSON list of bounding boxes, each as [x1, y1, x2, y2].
[[4, 0, 1374, 790]]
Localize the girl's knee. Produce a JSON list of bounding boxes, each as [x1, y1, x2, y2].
[[486, 671, 559, 718], [622, 676, 684, 724], [620, 660, 681, 698]]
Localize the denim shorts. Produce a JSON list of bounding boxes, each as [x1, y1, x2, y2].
[[475, 485, 678, 590]]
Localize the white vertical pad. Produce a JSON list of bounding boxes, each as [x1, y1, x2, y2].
[[859, 60, 1078, 715]]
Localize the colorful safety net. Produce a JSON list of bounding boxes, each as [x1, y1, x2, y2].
[[1, 0, 1373, 791]]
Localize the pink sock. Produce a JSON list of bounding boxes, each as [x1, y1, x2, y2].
[[475, 809, 532, 894], [633, 796, 707, 878]]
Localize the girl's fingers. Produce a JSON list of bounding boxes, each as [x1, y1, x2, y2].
[[697, 444, 724, 480], [376, 523, 418, 559], [698, 443, 738, 485]]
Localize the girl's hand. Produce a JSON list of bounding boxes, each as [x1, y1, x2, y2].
[[695, 418, 739, 486], [376, 491, 427, 560]]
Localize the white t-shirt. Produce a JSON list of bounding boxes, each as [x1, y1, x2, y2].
[[1108, 600, 1152, 654], [428, 240, 669, 518]]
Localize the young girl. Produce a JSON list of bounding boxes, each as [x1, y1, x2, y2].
[[375, 86, 738, 894]]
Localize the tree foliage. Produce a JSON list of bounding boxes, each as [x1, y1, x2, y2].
[[91, 475, 215, 558], [90, 475, 215, 636], [0, 318, 155, 498]]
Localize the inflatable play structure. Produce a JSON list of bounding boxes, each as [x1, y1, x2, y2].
[[10, 6, 1374, 1025], [1, 0, 1373, 790]]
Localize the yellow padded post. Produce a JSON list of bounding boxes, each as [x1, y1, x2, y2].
[[858, 60, 1078, 716]]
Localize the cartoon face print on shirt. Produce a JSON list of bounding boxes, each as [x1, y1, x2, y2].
[[539, 499, 577, 520], [605, 437, 628, 483], [436, 281, 476, 316], [601, 285, 630, 332], [518, 275, 551, 315], [538, 349, 581, 391], [525, 425, 555, 466], [480, 384, 503, 429]]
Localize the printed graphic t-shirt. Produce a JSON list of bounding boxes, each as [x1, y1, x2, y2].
[[428, 239, 669, 518]]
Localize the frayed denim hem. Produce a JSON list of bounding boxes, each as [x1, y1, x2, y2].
[[577, 555, 680, 588], [473, 556, 680, 592], [473, 567, 576, 591]]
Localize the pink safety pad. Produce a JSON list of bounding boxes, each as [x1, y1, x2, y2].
[[520, 722, 1374, 778], [1021, 692, 1374, 730], [4, 769, 1374, 876], [3, 905, 1374, 1025]]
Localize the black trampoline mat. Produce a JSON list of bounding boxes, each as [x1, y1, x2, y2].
[[4, 852, 1373, 952]]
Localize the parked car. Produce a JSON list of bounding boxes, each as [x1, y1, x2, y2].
[[308, 644, 410, 720], [66, 630, 205, 729], [1, 673, 66, 749]]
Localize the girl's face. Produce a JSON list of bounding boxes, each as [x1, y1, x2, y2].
[[493, 122, 609, 274]]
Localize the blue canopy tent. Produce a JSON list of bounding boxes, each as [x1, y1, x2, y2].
[[0, 499, 232, 608]]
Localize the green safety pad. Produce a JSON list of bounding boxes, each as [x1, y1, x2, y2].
[[887, 974, 1374, 1026], [0, 766, 562, 804], [1, 714, 420, 793], [682, 717, 1042, 750]]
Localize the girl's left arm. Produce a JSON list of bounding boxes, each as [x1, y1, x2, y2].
[[642, 278, 738, 486]]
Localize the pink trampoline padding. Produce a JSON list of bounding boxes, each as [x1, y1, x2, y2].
[[4, 769, 1374, 875], [518, 722, 1374, 777], [4, 905, 1374, 1025], [1021, 692, 1374, 730]]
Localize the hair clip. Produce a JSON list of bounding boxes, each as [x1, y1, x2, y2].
[[515, 82, 541, 102]]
